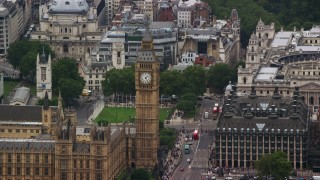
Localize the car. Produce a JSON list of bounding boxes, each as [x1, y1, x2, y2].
[[180, 167, 184, 171]]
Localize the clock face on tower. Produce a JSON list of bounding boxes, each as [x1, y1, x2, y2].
[[140, 72, 152, 84]]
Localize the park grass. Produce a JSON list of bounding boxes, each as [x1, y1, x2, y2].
[[3, 80, 19, 97], [95, 107, 171, 123]]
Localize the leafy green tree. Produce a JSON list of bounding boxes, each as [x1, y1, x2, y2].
[[101, 66, 135, 97], [160, 70, 186, 97], [160, 128, 176, 149], [130, 168, 150, 180], [176, 100, 195, 117], [19, 51, 37, 81], [37, 96, 58, 106], [255, 151, 292, 180], [58, 78, 84, 104], [183, 65, 207, 96], [52, 58, 85, 104], [7, 40, 54, 72], [181, 93, 197, 106], [207, 63, 234, 94]]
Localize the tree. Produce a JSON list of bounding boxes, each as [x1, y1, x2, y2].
[[160, 70, 186, 97], [207, 63, 234, 94], [130, 168, 150, 180], [181, 93, 197, 106], [7, 40, 54, 75], [52, 58, 85, 104], [255, 151, 292, 180], [19, 51, 37, 82], [101, 66, 135, 97], [183, 65, 207, 95], [58, 78, 84, 105], [176, 100, 195, 117]]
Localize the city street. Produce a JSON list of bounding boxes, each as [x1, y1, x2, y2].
[[166, 97, 221, 180]]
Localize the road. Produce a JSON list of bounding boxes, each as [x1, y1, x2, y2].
[[169, 97, 221, 180], [76, 98, 98, 125]]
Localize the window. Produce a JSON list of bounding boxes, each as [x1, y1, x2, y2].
[[26, 154, 30, 163], [41, 67, 46, 81], [17, 167, 21, 175], [26, 167, 31, 175], [23, 129, 27, 133], [80, 160, 83, 168], [44, 167, 49, 176], [310, 96, 314, 105], [61, 159, 67, 169], [35, 154, 40, 163], [16, 129, 20, 133], [96, 160, 102, 169], [86, 160, 90, 168], [95, 80, 99, 84], [7, 154, 12, 163], [17, 154, 21, 163], [96, 74, 99, 78], [7, 167, 11, 175], [44, 154, 49, 163], [63, 44, 69, 53], [74, 160, 77, 168], [251, 55, 254, 61], [8, 129, 12, 132], [35, 167, 40, 175]]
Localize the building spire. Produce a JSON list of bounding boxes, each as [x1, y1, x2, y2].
[[141, 19, 153, 50]]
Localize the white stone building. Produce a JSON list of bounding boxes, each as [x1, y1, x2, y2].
[[238, 21, 320, 114], [36, 52, 52, 100], [31, 0, 105, 61]]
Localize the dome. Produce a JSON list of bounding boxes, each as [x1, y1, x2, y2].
[[49, 0, 89, 14], [257, 18, 265, 27], [250, 32, 257, 39]]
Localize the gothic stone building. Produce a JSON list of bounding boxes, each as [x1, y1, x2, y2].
[[215, 86, 309, 170], [0, 93, 135, 180]]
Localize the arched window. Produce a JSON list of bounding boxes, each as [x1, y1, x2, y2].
[[65, 28, 67, 33], [259, 33, 261, 38], [251, 46, 254, 52], [266, 33, 269, 38], [243, 77, 247, 84], [258, 42, 261, 47], [310, 96, 314, 105]]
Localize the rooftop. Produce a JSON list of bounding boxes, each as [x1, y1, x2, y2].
[[48, 0, 89, 14]]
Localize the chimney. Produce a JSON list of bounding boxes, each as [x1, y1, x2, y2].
[[244, 104, 254, 119], [224, 104, 233, 118], [272, 85, 281, 99], [249, 85, 257, 99]]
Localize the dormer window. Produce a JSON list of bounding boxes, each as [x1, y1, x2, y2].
[[65, 1, 70, 5]]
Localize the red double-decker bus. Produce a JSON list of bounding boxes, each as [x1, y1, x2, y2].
[[212, 103, 220, 120], [193, 130, 199, 140]]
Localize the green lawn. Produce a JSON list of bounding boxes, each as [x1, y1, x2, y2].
[[3, 80, 19, 97], [95, 107, 171, 123]]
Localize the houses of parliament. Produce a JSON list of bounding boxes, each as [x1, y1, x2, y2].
[[0, 29, 160, 180]]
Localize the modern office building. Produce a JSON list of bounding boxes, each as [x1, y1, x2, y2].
[[215, 86, 309, 170], [0, 0, 32, 55]]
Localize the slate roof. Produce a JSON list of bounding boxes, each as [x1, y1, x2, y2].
[[0, 105, 42, 122], [217, 87, 308, 132], [0, 139, 55, 151]]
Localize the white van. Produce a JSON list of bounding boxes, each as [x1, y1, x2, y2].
[[204, 112, 209, 119]]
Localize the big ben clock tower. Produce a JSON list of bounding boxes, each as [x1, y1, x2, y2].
[[135, 26, 160, 169]]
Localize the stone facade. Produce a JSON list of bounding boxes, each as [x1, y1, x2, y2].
[[238, 21, 320, 113], [36, 52, 52, 100], [134, 28, 160, 168], [216, 86, 308, 170], [31, 0, 105, 61]]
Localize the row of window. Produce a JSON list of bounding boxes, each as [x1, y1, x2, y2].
[[0, 154, 50, 164], [0, 129, 40, 133], [0, 167, 50, 176], [88, 80, 100, 85]]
